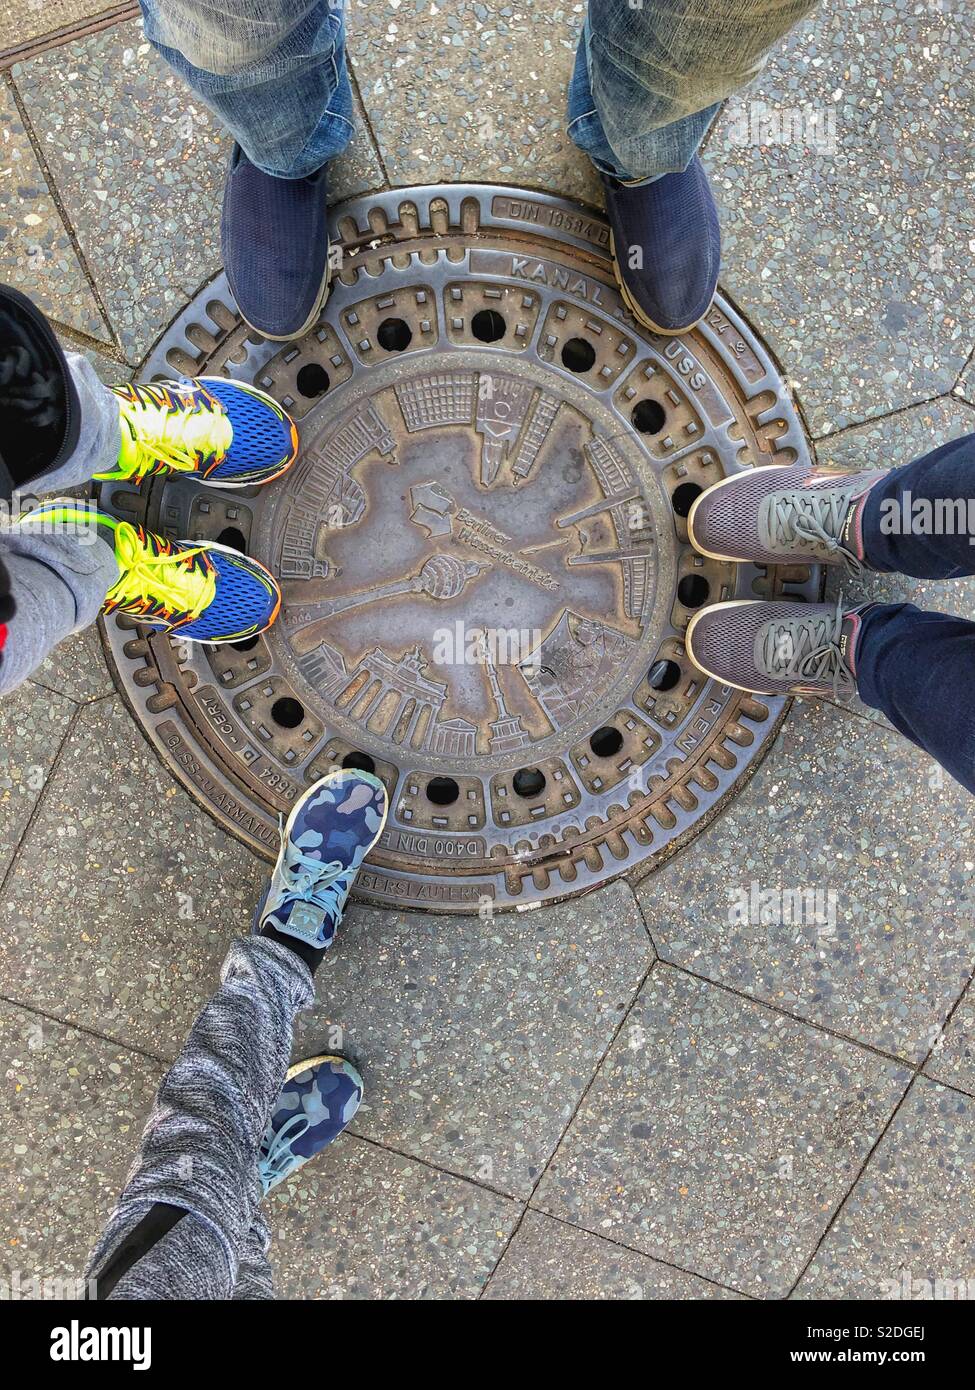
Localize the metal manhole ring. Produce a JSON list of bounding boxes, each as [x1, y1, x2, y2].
[[98, 184, 820, 914]]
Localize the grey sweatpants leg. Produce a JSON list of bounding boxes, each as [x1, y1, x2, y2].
[[86, 935, 314, 1300], [0, 353, 122, 696]]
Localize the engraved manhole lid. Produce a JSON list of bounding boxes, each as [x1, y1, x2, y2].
[[98, 185, 819, 913]]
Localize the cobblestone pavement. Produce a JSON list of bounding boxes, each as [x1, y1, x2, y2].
[[1, 0, 972, 1300]]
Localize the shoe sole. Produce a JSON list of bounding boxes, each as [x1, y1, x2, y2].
[[238, 245, 332, 344], [684, 600, 823, 700], [285, 1054, 364, 1095], [260, 768, 390, 931], [686, 463, 810, 563], [608, 229, 707, 337]]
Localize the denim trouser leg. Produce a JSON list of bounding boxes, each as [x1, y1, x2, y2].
[[568, 0, 820, 181], [86, 936, 315, 1300], [139, 0, 354, 178], [0, 354, 121, 698], [853, 433, 975, 796]]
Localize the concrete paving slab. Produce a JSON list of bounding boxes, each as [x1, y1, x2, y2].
[[484, 1209, 742, 1300], [0, 85, 107, 340], [636, 702, 975, 1064], [708, 0, 973, 435], [0, 695, 267, 1057], [294, 879, 652, 1198], [0, 680, 75, 882], [30, 625, 116, 704], [0, 1000, 159, 1291], [267, 1133, 520, 1299], [924, 988, 975, 1097], [535, 965, 911, 1297], [794, 1079, 975, 1299], [0, 1, 125, 55], [347, 0, 600, 205]]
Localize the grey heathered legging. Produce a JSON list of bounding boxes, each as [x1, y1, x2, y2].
[[86, 935, 315, 1300], [0, 353, 120, 696]]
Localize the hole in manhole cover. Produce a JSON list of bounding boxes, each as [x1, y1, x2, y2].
[[98, 185, 819, 913]]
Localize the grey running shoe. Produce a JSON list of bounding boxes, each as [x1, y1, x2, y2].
[[688, 464, 884, 575], [686, 598, 866, 699]]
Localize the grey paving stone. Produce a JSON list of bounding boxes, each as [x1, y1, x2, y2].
[[925, 988, 975, 1097], [0, 1001, 160, 1291], [535, 965, 911, 1297], [708, 0, 973, 434], [267, 1133, 520, 1298], [0, 680, 75, 882], [293, 879, 652, 1198], [484, 1209, 742, 1300], [0, 86, 107, 341], [0, 695, 267, 1056], [636, 702, 975, 1063], [348, 0, 600, 205], [795, 1079, 975, 1299], [0, 0, 122, 54], [958, 354, 974, 406], [13, 20, 384, 363], [57, 332, 129, 389], [30, 624, 117, 704], [815, 396, 975, 474]]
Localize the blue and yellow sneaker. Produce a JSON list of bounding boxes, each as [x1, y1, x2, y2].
[[258, 1056, 363, 1196], [95, 377, 298, 488], [258, 770, 389, 949], [19, 502, 281, 644]]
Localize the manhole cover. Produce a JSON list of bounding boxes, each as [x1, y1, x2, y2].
[[99, 185, 818, 913]]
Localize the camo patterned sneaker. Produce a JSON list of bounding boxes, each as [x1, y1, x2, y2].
[[258, 770, 389, 950], [95, 378, 298, 488], [258, 1056, 363, 1196], [686, 598, 866, 699], [19, 502, 281, 644], [688, 464, 884, 576]]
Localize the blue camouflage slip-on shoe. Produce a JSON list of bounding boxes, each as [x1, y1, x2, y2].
[[258, 769, 389, 948], [258, 1055, 363, 1196], [96, 378, 299, 489], [222, 144, 332, 341], [602, 156, 721, 335]]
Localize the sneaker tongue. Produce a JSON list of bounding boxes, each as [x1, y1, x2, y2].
[[839, 494, 866, 560], [837, 609, 863, 676]]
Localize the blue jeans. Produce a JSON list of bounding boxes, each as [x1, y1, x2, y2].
[[141, 0, 819, 181], [855, 433, 975, 796]]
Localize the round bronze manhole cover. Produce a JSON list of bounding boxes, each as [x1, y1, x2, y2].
[[99, 185, 818, 913]]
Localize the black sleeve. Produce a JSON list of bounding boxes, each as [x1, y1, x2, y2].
[[0, 550, 14, 627]]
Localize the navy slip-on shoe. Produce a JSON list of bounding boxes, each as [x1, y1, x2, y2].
[[221, 144, 332, 342], [603, 157, 721, 336]]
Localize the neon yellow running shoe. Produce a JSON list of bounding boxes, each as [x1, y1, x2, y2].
[[20, 503, 281, 643], [96, 377, 299, 488]]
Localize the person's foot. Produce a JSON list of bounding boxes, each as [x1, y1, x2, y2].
[[686, 598, 866, 699], [222, 144, 332, 341], [258, 769, 389, 949], [19, 502, 281, 643], [603, 157, 720, 335], [688, 464, 885, 576], [258, 1055, 363, 1195], [95, 378, 299, 488]]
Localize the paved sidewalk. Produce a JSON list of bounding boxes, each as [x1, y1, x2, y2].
[[1, 0, 973, 1300]]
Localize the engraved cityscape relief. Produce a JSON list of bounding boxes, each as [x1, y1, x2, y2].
[[273, 366, 659, 764]]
